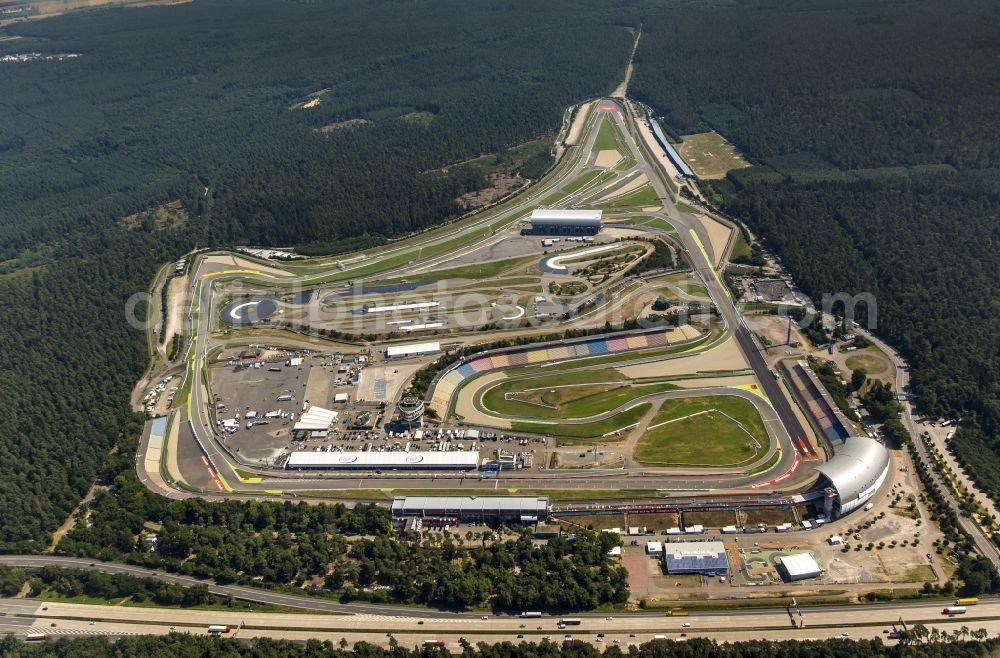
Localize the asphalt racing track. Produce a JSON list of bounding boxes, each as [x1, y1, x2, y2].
[[138, 97, 823, 504]]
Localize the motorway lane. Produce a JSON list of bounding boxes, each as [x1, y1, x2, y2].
[[3, 556, 995, 623]]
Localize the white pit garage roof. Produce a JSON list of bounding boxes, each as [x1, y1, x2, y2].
[[293, 406, 338, 432], [391, 495, 549, 519], [779, 552, 822, 581], [386, 341, 441, 358], [530, 209, 603, 225], [287, 450, 478, 470]]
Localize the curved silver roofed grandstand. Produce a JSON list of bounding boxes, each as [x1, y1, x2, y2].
[[815, 436, 890, 517]]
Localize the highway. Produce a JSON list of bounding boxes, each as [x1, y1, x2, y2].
[[1, 557, 998, 647]]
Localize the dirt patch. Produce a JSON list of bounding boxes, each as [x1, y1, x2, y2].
[[203, 254, 295, 278], [456, 173, 526, 210], [122, 199, 189, 232], [844, 351, 890, 376], [565, 102, 592, 146], [163, 272, 189, 352], [622, 548, 656, 600], [670, 374, 757, 389], [594, 149, 623, 168], [554, 514, 626, 531], [745, 315, 804, 348], [682, 510, 739, 528], [303, 358, 332, 408], [48, 484, 101, 551], [626, 512, 679, 528], [316, 119, 369, 133], [696, 214, 733, 267], [302, 98, 321, 109], [617, 335, 748, 379]]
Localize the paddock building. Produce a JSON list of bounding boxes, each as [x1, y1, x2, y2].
[[391, 495, 550, 523]]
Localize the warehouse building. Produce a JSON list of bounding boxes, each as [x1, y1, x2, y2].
[[391, 495, 549, 523], [386, 341, 441, 359], [661, 541, 729, 575], [815, 436, 891, 517], [529, 209, 602, 235], [777, 553, 823, 581], [285, 450, 478, 470]]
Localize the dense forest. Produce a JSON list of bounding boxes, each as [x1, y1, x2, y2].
[[630, 0, 1000, 501], [2, 634, 998, 657], [0, 0, 634, 549]]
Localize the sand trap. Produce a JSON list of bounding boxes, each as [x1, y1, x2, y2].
[[163, 272, 188, 349], [616, 335, 748, 379], [566, 102, 592, 146], [203, 254, 294, 278], [678, 324, 702, 340], [595, 173, 648, 202], [594, 149, 623, 168], [696, 214, 734, 267], [452, 372, 512, 428]]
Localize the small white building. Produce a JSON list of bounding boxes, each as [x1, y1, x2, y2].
[[684, 524, 705, 534], [778, 553, 822, 581], [645, 541, 663, 556], [828, 535, 844, 545], [386, 342, 441, 359], [721, 525, 738, 534]]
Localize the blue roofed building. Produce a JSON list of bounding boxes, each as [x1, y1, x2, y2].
[[662, 540, 729, 575]]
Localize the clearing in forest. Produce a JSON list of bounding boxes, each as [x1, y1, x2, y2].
[[678, 131, 751, 179]]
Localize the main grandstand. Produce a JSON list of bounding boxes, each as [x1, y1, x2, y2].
[[815, 436, 891, 517], [648, 118, 694, 179], [286, 450, 478, 470], [528, 209, 602, 235], [427, 326, 677, 417]]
